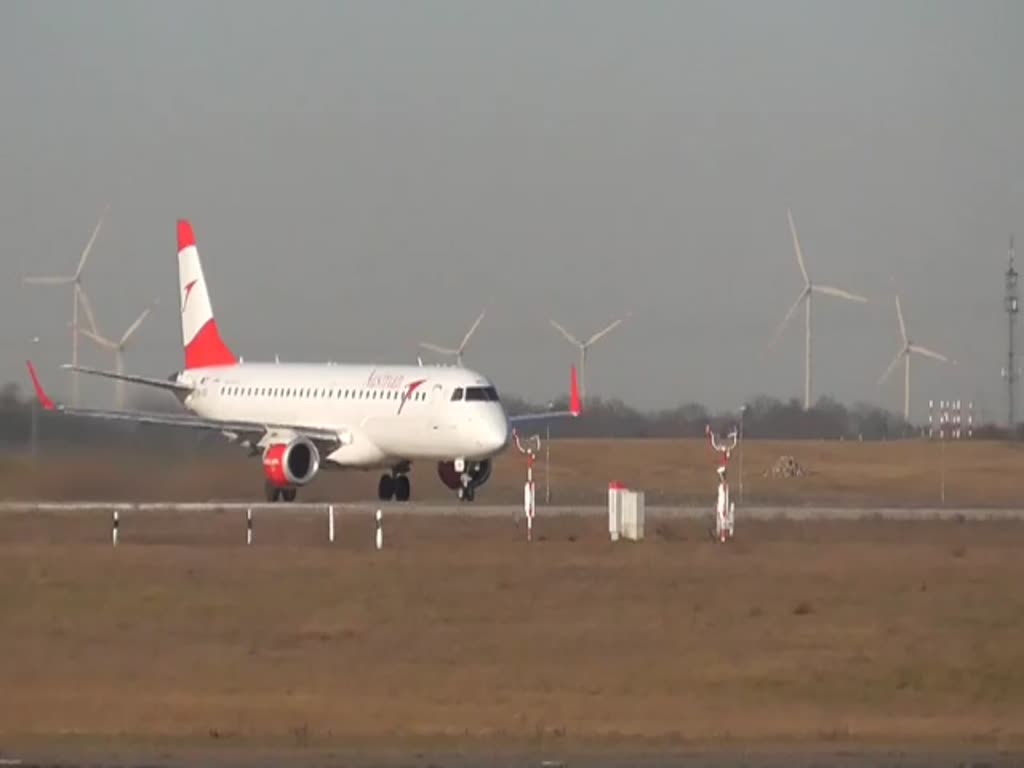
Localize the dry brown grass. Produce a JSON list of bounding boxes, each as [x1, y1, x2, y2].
[[2, 438, 1023, 506], [1, 511, 1023, 751]]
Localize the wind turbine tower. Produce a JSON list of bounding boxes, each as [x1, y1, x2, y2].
[[767, 209, 868, 410], [878, 294, 951, 422], [419, 309, 486, 367], [78, 300, 159, 408], [23, 207, 108, 407], [1005, 236, 1019, 437], [550, 313, 629, 405]]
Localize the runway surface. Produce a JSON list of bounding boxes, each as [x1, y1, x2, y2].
[[1, 500, 1023, 520], [2, 748, 1022, 768]]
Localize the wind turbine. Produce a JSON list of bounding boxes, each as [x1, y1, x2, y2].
[[878, 294, 951, 422], [419, 309, 486, 367], [767, 208, 868, 410], [76, 299, 158, 408], [23, 206, 109, 407], [550, 313, 629, 405]]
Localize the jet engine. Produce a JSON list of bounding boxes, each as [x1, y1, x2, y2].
[[262, 436, 320, 487], [437, 459, 492, 493]]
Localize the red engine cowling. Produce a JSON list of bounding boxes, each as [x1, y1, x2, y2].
[[262, 436, 320, 488], [437, 459, 492, 490]]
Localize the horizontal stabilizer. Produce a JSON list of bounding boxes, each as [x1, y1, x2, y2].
[[62, 364, 194, 394]]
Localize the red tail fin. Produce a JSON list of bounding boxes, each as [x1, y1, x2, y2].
[[177, 219, 236, 369]]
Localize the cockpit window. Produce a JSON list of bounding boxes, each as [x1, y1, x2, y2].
[[451, 387, 464, 401], [464, 386, 500, 402]]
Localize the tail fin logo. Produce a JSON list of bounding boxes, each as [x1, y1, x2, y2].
[[181, 279, 199, 314]]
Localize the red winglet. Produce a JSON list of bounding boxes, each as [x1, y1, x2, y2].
[[569, 364, 581, 416], [177, 219, 195, 251], [25, 361, 55, 411]]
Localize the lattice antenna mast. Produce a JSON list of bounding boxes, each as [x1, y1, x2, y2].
[[1006, 236, 1019, 438]]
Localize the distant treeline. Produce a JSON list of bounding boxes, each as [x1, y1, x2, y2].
[[504, 393, 1019, 441], [0, 379, 1018, 453]]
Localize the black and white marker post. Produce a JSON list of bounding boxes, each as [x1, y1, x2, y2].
[[246, 507, 253, 546], [375, 508, 382, 550], [112, 510, 119, 547], [328, 504, 335, 544]]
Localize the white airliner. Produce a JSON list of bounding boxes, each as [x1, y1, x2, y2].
[[27, 219, 580, 503]]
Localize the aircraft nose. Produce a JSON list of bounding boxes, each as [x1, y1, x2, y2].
[[478, 409, 511, 453]]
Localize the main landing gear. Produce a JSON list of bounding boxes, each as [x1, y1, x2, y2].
[[265, 482, 297, 503], [378, 471, 411, 502]]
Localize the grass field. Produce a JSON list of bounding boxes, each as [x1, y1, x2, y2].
[[1, 511, 1023, 752], [2, 438, 1023, 506]]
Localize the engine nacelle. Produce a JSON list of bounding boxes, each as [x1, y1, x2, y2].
[[437, 459, 492, 491], [262, 436, 320, 488]]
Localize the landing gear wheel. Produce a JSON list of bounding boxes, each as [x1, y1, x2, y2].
[[265, 482, 281, 502], [457, 485, 475, 502], [378, 474, 395, 501], [281, 488, 297, 503], [394, 475, 411, 502]]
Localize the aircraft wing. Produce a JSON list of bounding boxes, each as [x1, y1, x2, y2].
[[508, 365, 582, 426], [508, 408, 579, 426], [62, 364, 195, 394], [26, 362, 345, 450]]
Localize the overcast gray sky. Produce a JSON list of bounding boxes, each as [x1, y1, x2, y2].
[[2, 1, 1022, 422]]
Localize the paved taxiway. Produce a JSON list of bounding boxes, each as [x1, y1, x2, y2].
[[2, 749, 1023, 768], [1, 501, 1023, 520]]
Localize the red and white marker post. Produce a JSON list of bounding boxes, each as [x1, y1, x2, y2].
[[706, 424, 738, 543], [512, 430, 540, 541]]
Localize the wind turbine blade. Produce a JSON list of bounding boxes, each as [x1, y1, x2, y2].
[[877, 349, 905, 387], [75, 205, 109, 278], [550, 320, 582, 347], [812, 284, 869, 302], [419, 342, 458, 356], [78, 327, 117, 350], [119, 306, 153, 346], [908, 344, 949, 363], [76, 286, 99, 334], [787, 208, 809, 287], [23, 275, 73, 285], [766, 291, 805, 350], [895, 295, 907, 344], [586, 316, 626, 346], [459, 309, 486, 351]]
